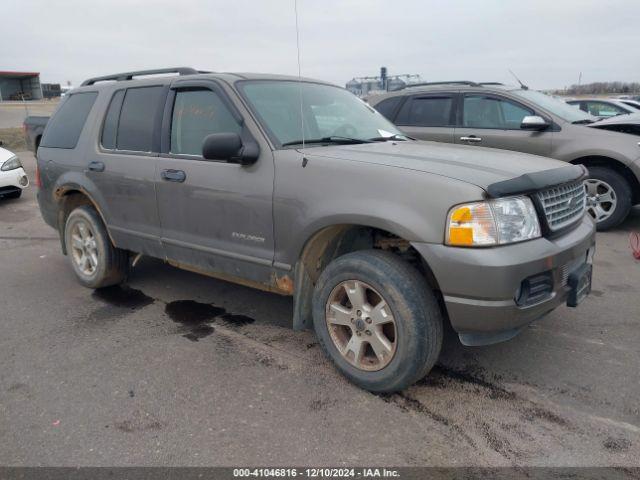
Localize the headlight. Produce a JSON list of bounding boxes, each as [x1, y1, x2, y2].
[[1, 156, 22, 171], [446, 196, 541, 247]]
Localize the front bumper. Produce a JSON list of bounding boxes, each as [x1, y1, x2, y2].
[[412, 216, 596, 345], [0, 167, 28, 195], [0, 167, 29, 188]]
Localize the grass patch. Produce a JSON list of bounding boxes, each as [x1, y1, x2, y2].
[[0, 127, 27, 152]]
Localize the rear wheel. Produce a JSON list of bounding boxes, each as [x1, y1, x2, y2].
[[64, 205, 129, 288], [312, 250, 443, 392], [585, 166, 631, 231]]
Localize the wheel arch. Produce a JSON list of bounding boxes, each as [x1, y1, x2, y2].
[[571, 155, 640, 204], [54, 186, 115, 255], [291, 223, 444, 330]]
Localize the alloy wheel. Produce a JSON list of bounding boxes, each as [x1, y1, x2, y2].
[[325, 280, 397, 371], [585, 178, 617, 223]]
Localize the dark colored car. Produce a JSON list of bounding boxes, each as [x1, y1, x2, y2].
[[36, 69, 595, 392]]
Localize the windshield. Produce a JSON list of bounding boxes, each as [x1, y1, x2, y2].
[[511, 89, 597, 123], [239, 81, 405, 147]]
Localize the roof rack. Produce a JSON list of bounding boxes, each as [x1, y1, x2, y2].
[[406, 81, 481, 89], [81, 67, 207, 86]]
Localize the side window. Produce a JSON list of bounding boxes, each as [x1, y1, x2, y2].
[[397, 96, 454, 127], [584, 101, 626, 117], [101, 90, 125, 149], [40, 92, 98, 149], [463, 95, 532, 129], [373, 96, 404, 121], [170, 89, 241, 156], [116, 86, 164, 152]]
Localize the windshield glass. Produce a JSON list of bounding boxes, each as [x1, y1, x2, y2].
[[511, 89, 597, 123], [239, 81, 405, 147]]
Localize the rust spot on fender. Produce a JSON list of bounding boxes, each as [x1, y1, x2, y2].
[[275, 274, 294, 295]]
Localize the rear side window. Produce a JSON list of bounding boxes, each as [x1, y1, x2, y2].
[[101, 90, 125, 149], [396, 96, 454, 127], [170, 89, 241, 156], [116, 86, 164, 152], [40, 92, 98, 149], [373, 96, 404, 121]]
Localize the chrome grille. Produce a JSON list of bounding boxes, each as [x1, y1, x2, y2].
[[537, 181, 586, 231]]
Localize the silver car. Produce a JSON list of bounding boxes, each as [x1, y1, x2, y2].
[[369, 81, 640, 230]]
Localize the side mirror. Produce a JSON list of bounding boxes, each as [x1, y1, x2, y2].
[[202, 132, 259, 165], [520, 115, 550, 131]]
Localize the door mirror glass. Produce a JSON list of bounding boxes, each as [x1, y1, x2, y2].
[[520, 115, 549, 131], [202, 133, 259, 165]]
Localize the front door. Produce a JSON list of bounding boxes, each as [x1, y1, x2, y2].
[[454, 93, 552, 157], [155, 80, 275, 284]]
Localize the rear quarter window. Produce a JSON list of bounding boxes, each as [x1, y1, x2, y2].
[[40, 92, 98, 149], [373, 96, 404, 121]]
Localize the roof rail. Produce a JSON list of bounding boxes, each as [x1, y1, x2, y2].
[[81, 67, 206, 86], [406, 81, 481, 89], [479, 82, 504, 86]]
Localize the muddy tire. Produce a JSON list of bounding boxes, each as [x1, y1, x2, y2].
[[585, 167, 632, 231], [64, 205, 128, 289], [312, 250, 443, 392]]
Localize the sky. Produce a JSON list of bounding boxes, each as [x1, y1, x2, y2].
[[1, 0, 638, 90]]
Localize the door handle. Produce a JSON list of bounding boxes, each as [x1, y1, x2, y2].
[[87, 161, 105, 172], [161, 169, 186, 183], [460, 136, 482, 143]]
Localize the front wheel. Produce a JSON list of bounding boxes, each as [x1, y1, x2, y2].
[[64, 205, 129, 288], [585, 166, 632, 231], [312, 250, 443, 392]]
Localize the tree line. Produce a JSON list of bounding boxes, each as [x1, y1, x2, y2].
[[553, 82, 640, 95]]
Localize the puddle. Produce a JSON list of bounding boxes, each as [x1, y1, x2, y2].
[[165, 300, 225, 341], [92, 285, 155, 310], [219, 313, 255, 326]]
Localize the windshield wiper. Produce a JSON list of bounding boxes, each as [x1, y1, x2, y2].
[[367, 134, 411, 142], [572, 119, 595, 125], [281, 136, 373, 147]]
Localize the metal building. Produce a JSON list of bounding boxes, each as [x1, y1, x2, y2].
[[346, 67, 422, 97], [0, 71, 43, 101]]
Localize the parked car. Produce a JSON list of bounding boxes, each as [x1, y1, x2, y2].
[[369, 81, 640, 230], [0, 143, 29, 199], [36, 68, 595, 392], [617, 99, 640, 111], [566, 98, 640, 118], [23, 116, 49, 153], [588, 112, 640, 137]]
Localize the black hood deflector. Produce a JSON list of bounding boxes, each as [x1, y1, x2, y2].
[[486, 164, 588, 198]]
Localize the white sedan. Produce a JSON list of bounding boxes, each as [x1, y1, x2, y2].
[[0, 145, 29, 199]]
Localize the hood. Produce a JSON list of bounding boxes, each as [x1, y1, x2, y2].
[[0, 146, 17, 163], [306, 140, 569, 190], [588, 112, 640, 127]]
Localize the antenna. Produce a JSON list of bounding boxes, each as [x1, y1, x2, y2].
[[294, 0, 305, 151], [508, 69, 529, 90]]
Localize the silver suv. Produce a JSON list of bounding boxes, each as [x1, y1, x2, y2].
[[37, 69, 595, 392], [369, 81, 640, 230]]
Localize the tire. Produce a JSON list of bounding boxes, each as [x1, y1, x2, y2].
[[585, 166, 632, 231], [312, 250, 443, 392], [64, 205, 129, 288]]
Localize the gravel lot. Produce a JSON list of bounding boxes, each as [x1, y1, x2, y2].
[[1, 152, 639, 467]]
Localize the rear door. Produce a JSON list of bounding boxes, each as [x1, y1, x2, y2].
[[89, 84, 167, 257], [455, 92, 552, 157], [155, 79, 275, 283], [394, 93, 457, 143]]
